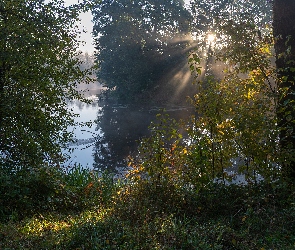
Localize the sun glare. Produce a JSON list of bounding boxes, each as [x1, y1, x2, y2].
[[207, 33, 216, 44]]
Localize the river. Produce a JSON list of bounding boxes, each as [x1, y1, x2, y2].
[[64, 88, 195, 172], [63, 89, 264, 184]]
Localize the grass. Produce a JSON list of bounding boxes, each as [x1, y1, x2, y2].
[[0, 165, 295, 249]]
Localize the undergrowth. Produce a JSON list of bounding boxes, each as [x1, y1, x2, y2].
[[0, 164, 294, 249]]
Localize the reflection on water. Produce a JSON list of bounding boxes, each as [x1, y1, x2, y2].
[[64, 95, 102, 168], [94, 103, 194, 171], [64, 89, 270, 184], [64, 90, 195, 171]]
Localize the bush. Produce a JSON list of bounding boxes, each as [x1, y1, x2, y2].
[[0, 164, 118, 222]]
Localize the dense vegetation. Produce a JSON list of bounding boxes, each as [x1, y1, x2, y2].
[[0, 0, 93, 169], [0, 164, 294, 249], [1, 0, 295, 249], [92, 0, 193, 103]]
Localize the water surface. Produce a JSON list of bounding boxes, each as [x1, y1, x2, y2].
[[64, 90, 195, 171]]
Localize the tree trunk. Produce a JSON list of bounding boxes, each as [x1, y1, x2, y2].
[[273, 0, 295, 179], [0, 9, 8, 154]]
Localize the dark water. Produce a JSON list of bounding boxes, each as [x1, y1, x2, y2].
[[64, 91, 195, 171]]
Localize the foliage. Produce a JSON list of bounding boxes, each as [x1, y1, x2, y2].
[[189, 0, 272, 34], [191, 25, 278, 182], [1, 181, 295, 249], [122, 2, 281, 198], [128, 27, 278, 188], [0, 0, 93, 169], [0, 164, 118, 222], [188, 0, 295, 181], [127, 113, 213, 191], [92, 0, 192, 102]]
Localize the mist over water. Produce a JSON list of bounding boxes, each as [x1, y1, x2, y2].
[[64, 88, 195, 171]]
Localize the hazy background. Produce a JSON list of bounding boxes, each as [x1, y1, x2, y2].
[[63, 0, 191, 53]]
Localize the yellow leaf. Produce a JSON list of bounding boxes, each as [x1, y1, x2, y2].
[[232, 238, 237, 246]]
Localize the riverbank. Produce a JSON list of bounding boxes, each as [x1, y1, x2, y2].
[[1, 165, 294, 249]]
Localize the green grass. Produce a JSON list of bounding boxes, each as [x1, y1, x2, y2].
[[1, 165, 295, 249]]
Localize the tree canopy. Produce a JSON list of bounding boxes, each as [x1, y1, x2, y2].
[[125, 0, 281, 185], [92, 0, 192, 102], [0, 0, 92, 169]]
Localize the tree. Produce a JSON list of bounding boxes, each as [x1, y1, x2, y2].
[[187, 0, 295, 182], [127, 0, 295, 185], [189, 0, 271, 24], [92, 0, 192, 102], [0, 0, 92, 169], [128, 0, 278, 185], [273, 0, 295, 179], [188, 0, 272, 54]]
